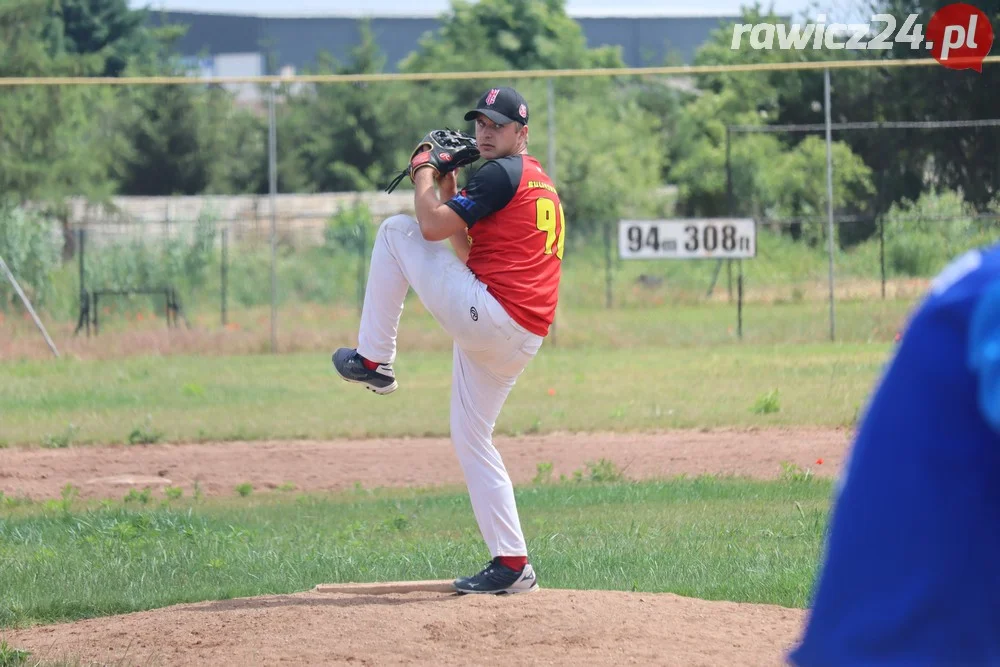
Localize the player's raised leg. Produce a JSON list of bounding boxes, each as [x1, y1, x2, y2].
[[332, 213, 493, 394]]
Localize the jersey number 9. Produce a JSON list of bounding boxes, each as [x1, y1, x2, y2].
[[535, 197, 566, 260]]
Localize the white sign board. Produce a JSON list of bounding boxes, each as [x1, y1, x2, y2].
[[619, 219, 756, 260]]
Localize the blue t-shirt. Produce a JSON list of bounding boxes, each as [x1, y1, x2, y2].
[[789, 243, 1000, 666]]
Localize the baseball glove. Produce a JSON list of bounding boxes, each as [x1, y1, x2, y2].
[[384, 129, 480, 194]]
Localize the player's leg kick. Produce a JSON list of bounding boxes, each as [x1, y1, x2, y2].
[[332, 213, 542, 595]]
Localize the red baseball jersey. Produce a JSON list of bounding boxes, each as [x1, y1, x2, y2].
[[444, 154, 564, 337]]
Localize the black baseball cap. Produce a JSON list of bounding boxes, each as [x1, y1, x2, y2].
[[464, 86, 529, 126]]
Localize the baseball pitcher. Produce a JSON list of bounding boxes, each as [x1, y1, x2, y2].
[[332, 86, 564, 595]]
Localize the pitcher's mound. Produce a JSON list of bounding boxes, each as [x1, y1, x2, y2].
[[7, 587, 806, 666], [314, 579, 457, 594]]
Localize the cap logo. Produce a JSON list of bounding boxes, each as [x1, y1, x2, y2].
[[518, 103, 527, 118], [485, 88, 500, 105]]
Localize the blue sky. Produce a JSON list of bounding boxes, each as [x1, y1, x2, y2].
[[131, 0, 857, 21]]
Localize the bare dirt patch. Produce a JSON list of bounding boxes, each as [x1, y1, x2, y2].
[[6, 589, 806, 667], [1, 428, 841, 666], [0, 428, 850, 501]]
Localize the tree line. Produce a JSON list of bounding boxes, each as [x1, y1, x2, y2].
[[2, 0, 999, 248]]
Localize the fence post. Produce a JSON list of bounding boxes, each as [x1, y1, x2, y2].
[[604, 220, 613, 309], [823, 67, 836, 342], [706, 126, 735, 301], [738, 261, 744, 340], [727, 260, 733, 302], [726, 125, 743, 303], [726, 125, 740, 328], [268, 84, 278, 353], [78, 227, 86, 304], [546, 78, 558, 345], [357, 220, 367, 317], [879, 216, 886, 300], [221, 227, 228, 326], [547, 78, 557, 184], [72, 228, 91, 337]]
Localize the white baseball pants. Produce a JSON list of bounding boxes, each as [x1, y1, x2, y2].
[[356, 214, 544, 558]]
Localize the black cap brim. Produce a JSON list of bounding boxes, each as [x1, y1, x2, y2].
[[464, 108, 518, 125]]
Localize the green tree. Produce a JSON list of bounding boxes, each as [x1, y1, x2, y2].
[[201, 92, 268, 195], [666, 3, 876, 245], [0, 0, 195, 257], [397, 0, 665, 234], [401, 0, 621, 74], [0, 0, 119, 261], [853, 0, 1000, 210], [113, 82, 256, 196], [277, 24, 425, 193], [55, 0, 158, 75], [760, 136, 875, 245]]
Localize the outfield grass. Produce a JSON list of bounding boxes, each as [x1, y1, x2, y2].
[[0, 473, 830, 628], [0, 341, 890, 446]]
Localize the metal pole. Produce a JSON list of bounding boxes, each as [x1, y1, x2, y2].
[[547, 78, 558, 346], [728, 125, 743, 314], [707, 127, 735, 301], [74, 227, 90, 337], [823, 68, 836, 342], [879, 216, 886, 300], [78, 227, 85, 302], [737, 261, 744, 340], [726, 126, 734, 215], [604, 220, 613, 309], [221, 227, 228, 326], [547, 78, 557, 183], [726, 127, 734, 303], [268, 84, 278, 353], [0, 255, 59, 358], [357, 217, 366, 316], [727, 260, 733, 301]]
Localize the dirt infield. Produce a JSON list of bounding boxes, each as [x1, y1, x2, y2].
[[0, 428, 849, 501], [2, 428, 847, 666]]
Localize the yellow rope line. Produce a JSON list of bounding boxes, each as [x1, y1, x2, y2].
[[1, 56, 997, 86]]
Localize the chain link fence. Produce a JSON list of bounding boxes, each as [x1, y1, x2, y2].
[[49, 206, 997, 350], [3, 64, 999, 355]]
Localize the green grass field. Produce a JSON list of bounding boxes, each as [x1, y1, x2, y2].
[[0, 340, 889, 447], [0, 473, 830, 629], [0, 285, 902, 651]]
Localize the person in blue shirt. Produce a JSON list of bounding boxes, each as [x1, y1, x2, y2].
[[789, 243, 1000, 666]]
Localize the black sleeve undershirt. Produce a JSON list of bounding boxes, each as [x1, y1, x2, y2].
[[444, 156, 522, 228]]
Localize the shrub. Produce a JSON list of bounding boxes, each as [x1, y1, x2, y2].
[[85, 209, 218, 295], [0, 201, 61, 311], [324, 200, 374, 255], [883, 189, 989, 277]]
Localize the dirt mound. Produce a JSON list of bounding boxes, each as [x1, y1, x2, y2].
[[6, 588, 806, 666], [0, 428, 849, 501]]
